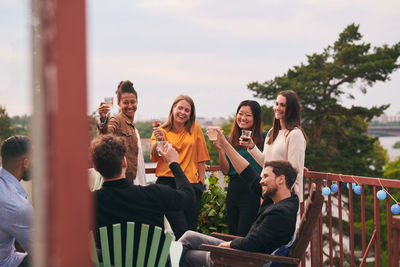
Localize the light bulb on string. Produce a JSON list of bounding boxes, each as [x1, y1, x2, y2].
[[330, 184, 338, 193], [391, 204, 400, 215], [322, 187, 331, 196], [353, 185, 361, 195], [377, 190, 387, 200]]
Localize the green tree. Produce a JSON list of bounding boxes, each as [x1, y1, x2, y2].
[[247, 23, 400, 263], [10, 115, 30, 136], [0, 106, 14, 142], [135, 121, 154, 138], [384, 156, 400, 179], [248, 23, 399, 176]]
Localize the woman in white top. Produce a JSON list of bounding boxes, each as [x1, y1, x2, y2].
[[241, 90, 307, 202]]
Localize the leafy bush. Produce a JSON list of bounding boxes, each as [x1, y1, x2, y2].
[[197, 172, 229, 235]]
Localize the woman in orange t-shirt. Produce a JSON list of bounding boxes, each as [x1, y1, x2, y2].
[[151, 95, 210, 239]]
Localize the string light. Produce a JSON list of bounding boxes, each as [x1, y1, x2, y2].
[[377, 178, 399, 214], [322, 174, 399, 215], [322, 173, 331, 196]]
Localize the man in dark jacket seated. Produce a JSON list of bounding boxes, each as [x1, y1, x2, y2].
[[179, 130, 299, 267], [90, 134, 195, 264]]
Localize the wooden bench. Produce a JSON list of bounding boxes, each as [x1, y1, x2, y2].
[[89, 222, 173, 267], [200, 183, 324, 267]]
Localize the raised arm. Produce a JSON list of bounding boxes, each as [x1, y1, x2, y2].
[[245, 139, 264, 167], [214, 130, 249, 174], [210, 134, 229, 174]]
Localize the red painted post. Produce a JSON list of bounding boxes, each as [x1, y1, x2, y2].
[[361, 184, 366, 267], [338, 185, 344, 267], [32, 0, 91, 266], [328, 180, 333, 267], [349, 184, 355, 267], [387, 188, 392, 267], [392, 216, 400, 267], [374, 186, 381, 267]]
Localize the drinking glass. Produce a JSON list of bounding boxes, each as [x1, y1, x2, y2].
[[151, 118, 162, 128], [241, 130, 252, 142], [104, 97, 114, 116], [206, 127, 220, 141], [156, 140, 167, 156]]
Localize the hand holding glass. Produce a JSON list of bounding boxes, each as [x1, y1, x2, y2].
[[151, 118, 161, 128], [104, 97, 113, 116], [206, 127, 220, 141], [241, 130, 252, 142], [156, 140, 167, 156]]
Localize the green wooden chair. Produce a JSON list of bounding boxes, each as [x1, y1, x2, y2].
[[89, 222, 173, 267]]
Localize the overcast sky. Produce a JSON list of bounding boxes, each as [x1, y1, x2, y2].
[[1, 0, 399, 121]]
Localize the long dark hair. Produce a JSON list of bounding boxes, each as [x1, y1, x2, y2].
[[267, 90, 307, 144], [228, 100, 264, 149], [162, 95, 196, 135]]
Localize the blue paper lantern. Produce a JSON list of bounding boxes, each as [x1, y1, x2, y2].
[[322, 187, 331, 196], [376, 190, 387, 200], [330, 184, 338, 193], [353, 185, 361, 195], [391, 204, 400, 215]]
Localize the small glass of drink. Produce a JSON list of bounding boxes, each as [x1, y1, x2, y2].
[[151, 118, 162, 128], [241, 130, 252, 142], [206, 127, 220, 141], [104, 97, 114, 115], [156, 140, 167, 156]]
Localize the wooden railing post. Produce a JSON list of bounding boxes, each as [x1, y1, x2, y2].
[[310, 180, 322, 266], [393, 216, 400, 267]]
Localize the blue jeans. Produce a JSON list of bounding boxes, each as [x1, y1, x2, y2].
[[178, 231, 224, 267]]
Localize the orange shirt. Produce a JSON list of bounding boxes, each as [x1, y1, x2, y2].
[[151, 122, 210, 183]]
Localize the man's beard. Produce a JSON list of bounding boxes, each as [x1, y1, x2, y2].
[[263, 187, 277, 198], [21, 167, 31, 181]]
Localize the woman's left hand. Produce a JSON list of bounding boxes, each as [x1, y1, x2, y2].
[[239, 136, 255, 149]]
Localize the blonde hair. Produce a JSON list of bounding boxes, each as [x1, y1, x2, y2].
[[162, 95, 196, 134]]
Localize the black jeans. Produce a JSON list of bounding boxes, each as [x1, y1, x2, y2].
[[226, 175, 260, 236], [156, 177, 203, 239]]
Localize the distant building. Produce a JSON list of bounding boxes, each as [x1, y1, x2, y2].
[[196, 117, 229, 128], [372, 112, 400, 124]]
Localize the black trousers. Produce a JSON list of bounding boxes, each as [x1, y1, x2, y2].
[[226, 175, 260, 236], [156, 177, 203, 239]]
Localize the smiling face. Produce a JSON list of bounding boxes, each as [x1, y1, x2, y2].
[[118, 92, 137, 121], [236, 105, 254, 130], [172, 99, 192, 128], [260, 166, 280, 198], [274, 94, 287, 121]]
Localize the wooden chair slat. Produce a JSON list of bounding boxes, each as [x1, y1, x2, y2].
[[136, 224, 150, 267], [157, 231, 173, 267], [113, 224, 123, 267], [99, 226, 111, 267], [125, 222, 135, 267], [146, 226, 162, 267]]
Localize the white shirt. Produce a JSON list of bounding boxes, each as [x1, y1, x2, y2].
[[248, 128, 306, 202]]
